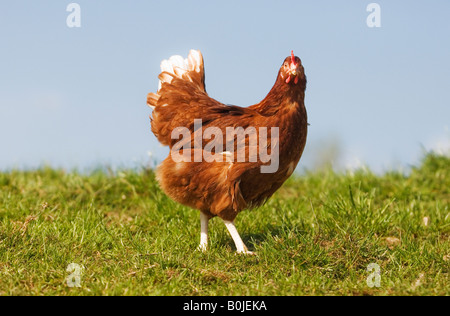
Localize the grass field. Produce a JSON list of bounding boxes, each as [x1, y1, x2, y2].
[[0, 152, 449, 296]]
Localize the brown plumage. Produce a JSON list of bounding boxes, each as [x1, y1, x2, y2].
[[147, 50, 307, 254]]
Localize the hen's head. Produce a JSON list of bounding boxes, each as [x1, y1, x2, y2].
[[279, 50, 305, 87]]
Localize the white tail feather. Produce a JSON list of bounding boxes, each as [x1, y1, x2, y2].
[[157, 50, 202, 92], [191, 50, 202, 72]]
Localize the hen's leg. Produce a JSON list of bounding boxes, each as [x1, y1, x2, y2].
[[198, 212, 209, 252], [223, 220, 255, 255]]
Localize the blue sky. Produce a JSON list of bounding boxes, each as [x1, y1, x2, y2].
[[1, 1, 449, 172]]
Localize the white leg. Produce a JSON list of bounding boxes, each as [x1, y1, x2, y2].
[[223, 220, 255, 255], [198, 212, 209, 252]]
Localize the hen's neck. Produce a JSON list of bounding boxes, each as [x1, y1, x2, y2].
[[250, 77, 306, 117]]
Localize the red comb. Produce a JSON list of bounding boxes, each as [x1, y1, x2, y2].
[[291, 50, 295, 64]]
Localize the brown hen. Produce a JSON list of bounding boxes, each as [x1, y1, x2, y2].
[[147, 50, 307, 254]]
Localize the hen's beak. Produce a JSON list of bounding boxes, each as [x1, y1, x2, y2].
[[289, 63, 298, 76], [286, 63, 299, 84]]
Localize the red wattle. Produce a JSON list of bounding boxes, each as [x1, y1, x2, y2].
[[294, 76, 299, 84], [286, 75, 291, 84]]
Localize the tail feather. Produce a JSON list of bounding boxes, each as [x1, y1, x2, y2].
[[146, 92, 159, 110], [147, 49, 205, 110], [148, 49, 227, 147]]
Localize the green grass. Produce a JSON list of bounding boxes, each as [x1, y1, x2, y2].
[[0, 152, 449, 296]]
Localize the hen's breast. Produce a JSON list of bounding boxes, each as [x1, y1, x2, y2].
[[239, 104, 308, 207]]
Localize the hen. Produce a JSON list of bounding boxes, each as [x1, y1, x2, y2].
[[147, 50, 308, 254]]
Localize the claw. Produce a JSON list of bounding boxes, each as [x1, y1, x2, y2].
[[197, 243, 207, 253], [236, 250, 257, 256]]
